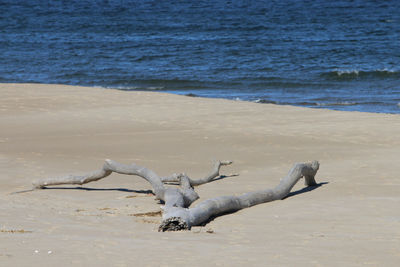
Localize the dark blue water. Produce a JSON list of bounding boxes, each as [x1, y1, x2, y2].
[[1, 0, 400, 113]]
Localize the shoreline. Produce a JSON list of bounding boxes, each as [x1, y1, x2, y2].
[[4, 82, 400, 115], [101, 85, 400, 115], [1, 83, 399, 266]]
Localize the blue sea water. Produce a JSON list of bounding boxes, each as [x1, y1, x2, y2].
[[1, 0, 400, 113]]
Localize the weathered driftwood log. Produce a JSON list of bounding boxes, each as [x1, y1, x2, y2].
[[159, 161, 319, 231], [33, 159, 319, 231]]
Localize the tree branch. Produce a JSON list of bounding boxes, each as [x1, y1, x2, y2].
[[32, 159, 231, 205], [159, 161, 319, 231], [32, 159, 166, 200], [32, 159, 320, 232], [161, 160, 233, 186]]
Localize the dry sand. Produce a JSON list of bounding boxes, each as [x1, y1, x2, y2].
[[1, 83, 399, 266]]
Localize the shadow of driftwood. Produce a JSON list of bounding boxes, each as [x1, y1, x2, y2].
[[163, 174, 239, 185], [212, 174, 240, 182], [42, 186, 154, 194], [197, 181, 328, 227], [15, 174, 240, 195], [283, 182, 329, 200], [198, 210, 238, 227]]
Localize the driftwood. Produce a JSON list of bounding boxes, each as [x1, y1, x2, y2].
[[32, 159, 320, 231]]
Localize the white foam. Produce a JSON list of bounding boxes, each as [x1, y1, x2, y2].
[[317, 101, 357, 106], [336, 70, 359, 76], [106, 86, 165, 91]]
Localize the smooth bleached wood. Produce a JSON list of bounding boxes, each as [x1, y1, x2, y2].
[[33, 159, 166, 200], [33, 159, 319, 232], [33, 159, 232, 206], [161, 160, 233, 186], [159, 161, 319, 231]]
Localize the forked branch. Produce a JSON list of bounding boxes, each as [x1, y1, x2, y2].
[[161, 160, 233, 186], [32, 159, 320, 232], [159, 161, 319, 231], [32, 159, 232, 206]]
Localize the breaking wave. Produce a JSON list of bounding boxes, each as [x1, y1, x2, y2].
[[321, 69, 400, 80]]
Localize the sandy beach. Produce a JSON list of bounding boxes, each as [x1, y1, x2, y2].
[[1, 83, 399, 266]]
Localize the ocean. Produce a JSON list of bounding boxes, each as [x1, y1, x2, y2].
[[1, 0, 400, 113]]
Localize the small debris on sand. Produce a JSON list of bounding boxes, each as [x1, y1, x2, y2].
[[129, 211, 162, 217], [1, 229, 32, 234]]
